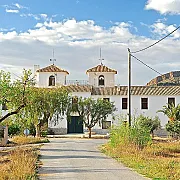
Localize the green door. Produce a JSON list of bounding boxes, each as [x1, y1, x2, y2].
[[67, 116, 83, 133]]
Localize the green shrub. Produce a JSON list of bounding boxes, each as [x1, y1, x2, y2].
[[110, 117, 152, 150], [158, 103, 180, 138], [136, 115, 161, 136], [166, 121, 180, 138], [8, 124, 21, 136], [40, 130, 48, 137]]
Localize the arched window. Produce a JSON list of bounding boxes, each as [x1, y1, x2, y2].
[[98, 75, 105, 86], [49, 75, 55, 86]]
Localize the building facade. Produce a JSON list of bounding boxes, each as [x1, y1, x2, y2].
[[34, 63, 180, 134]]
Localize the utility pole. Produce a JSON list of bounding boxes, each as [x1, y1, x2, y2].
[[128, 48, 131, 126]]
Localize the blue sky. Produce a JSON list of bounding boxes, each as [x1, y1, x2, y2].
[[1, 0, 178, 35], [0, 0, 180, 85]]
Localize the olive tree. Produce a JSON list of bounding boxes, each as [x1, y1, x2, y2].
[[0, 70, 34, 123], [136, 115, 161, 137], [21, 87, 71, 137], [70, 97, 116, 138]]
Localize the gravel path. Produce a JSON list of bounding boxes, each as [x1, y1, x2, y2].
[[38, 138, 148, 180]]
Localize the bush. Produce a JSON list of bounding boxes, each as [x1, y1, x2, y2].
[[166, 121, 180, 138], [40, 130, 48, 137], [136, 115, 161, 136], [8, 124, 21, 136], [158, 103, 180, 138], [110, 119, 152, 150]]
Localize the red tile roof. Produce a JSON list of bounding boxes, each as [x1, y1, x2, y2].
[[37, 85, 180, 96], [66, 85, 180, 96], [86, 65, 117, 74], [36, 65, 69, 74]]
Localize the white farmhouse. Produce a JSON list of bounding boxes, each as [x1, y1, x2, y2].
[[34, 63, 180, 135]]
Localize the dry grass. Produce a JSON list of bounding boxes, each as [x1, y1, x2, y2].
[[102, 140, 180, 180], [11, 135, 49, 145], [0, 147, 39, 180]]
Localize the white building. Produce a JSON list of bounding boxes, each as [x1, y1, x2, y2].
[[35, 63, 180, 135], [35, 64, 69, 87]]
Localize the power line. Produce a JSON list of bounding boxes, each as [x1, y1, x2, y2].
[[131, 54, 163, 76], [131, 54, 177, 84], [3, 67, 21, 79], [131, 25, 180, 54]]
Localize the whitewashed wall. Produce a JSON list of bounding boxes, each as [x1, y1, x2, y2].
[[48, 92, 91, 130], [36, 72, 68, 87], [1, 109, 8, 117], [48, 93, 180, 132], [92, 95, 180, 128], [88, 72, 115, 87]]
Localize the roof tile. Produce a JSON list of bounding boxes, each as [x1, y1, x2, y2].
[[86, 65, 117, 74], [36, 65, 69, 74]]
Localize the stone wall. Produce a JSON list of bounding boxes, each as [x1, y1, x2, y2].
[[154, 129, 168, 137], [84, 129, 110, 135], [48, 128, 67, 135]]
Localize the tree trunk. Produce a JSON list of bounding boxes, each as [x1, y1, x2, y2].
[[35, 124, 40, 137], [88, 127, 92, 138]]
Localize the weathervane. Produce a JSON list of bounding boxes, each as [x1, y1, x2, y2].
[[50, 49, 56, 65], [99, 48, 104, 65]]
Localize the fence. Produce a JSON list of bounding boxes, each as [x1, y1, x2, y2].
[[66, 80, 89, 86]]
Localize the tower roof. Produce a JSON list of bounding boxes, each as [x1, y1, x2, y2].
[[86, 65, 117, 74], [36, 65, 69, 74]]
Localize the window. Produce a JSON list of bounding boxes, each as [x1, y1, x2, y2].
[[49, 75, 55, 86], [122, 98, 127, 109], [141, 98, 148, 109], [98, 75, 105, 86], [102, 121, 111, 129], [2, 103, 8, 110], [103, 98, 110, 102], [168, 97, 175, 106]]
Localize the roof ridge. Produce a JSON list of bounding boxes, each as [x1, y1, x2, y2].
[[36, 64, 69, 74], [86, 64, 117, 74]]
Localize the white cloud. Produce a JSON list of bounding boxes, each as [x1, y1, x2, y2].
[[13, 3, 28, 9], [40, 14, 48, 19], [0, 19, 180, 85], [20, 13, 53, 21], [6, 9, 19, 13], [35, 23, 44, 28], [145, 0, 180, 15], [150, 22, 180, 38], [3, 3, 28, 14], [20, 13, 40, 20], [0, 27, 15, 32]]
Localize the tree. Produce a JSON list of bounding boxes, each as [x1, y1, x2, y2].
[[70, 97, 116, 138], [21, 87, 70, 137], [166, 121, 180, 138], [0, 70, 35, 123], [136, 115, 161, 137], [157, 103, 180, 122], [158, 104, 180, 138]]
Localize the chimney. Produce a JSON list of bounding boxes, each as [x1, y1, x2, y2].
[[34, 65, 40, 74]]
